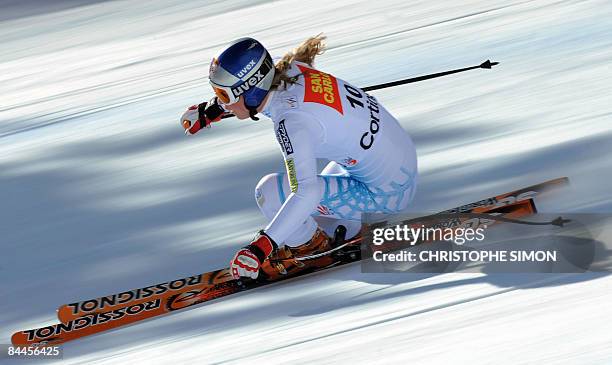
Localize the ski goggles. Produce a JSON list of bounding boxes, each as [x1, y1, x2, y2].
[[210, 82, 238, 105]]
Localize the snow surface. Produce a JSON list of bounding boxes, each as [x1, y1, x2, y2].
[[1, 0, 612, 364]]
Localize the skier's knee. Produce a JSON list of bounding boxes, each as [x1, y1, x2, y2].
[[255, 173, 286, 216]]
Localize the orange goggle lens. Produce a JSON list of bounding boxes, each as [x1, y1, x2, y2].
[[213, 86, 231, 104]]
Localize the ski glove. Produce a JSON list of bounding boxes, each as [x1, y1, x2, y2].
[[180, 97, 225, 135], [230, 231, 277, 280]]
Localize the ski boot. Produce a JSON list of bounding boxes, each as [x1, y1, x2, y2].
[[259, 228, 336, 281]]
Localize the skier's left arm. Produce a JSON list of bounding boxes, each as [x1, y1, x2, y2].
[[264, 116, 322, 244], [230, 114, 322, 279]]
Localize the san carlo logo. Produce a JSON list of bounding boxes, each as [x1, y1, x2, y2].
[[297, 64, 344, 115]]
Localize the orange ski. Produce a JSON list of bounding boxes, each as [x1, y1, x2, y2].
[[56, 269, 233, 323], [12, 178, 569, 346]]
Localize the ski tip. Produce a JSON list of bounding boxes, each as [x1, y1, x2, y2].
[[480, 60, 499, 69], [549, 176, 571, 186]]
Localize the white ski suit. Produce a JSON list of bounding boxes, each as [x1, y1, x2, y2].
[[256, 61, 418, 245]]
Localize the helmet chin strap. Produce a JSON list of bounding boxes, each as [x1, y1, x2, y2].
[[248, 107, 259, 121]]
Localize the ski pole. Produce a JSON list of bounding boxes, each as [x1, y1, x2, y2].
[[362, 59, 498, 91], [220, 59, 499, 119]]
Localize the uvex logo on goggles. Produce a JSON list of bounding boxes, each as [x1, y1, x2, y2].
[[231, 58, 272, 98]]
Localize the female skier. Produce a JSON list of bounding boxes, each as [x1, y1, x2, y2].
[[180, 35, 417, 280]]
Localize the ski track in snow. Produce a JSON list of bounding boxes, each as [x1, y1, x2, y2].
[[1, 0, 611, 364]]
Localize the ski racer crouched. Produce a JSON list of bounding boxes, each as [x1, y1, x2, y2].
[[180, 35, 418, 280]]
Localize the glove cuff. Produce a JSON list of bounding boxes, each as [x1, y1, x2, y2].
[[197, 102, 208, 124], [246, 231, 277, 263], [204, 97, 225, 122]]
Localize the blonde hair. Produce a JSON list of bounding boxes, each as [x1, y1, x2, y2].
[[271, 34, 326, 90]]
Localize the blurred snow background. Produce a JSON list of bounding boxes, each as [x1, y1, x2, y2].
[[1, 0, 611, 363]]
